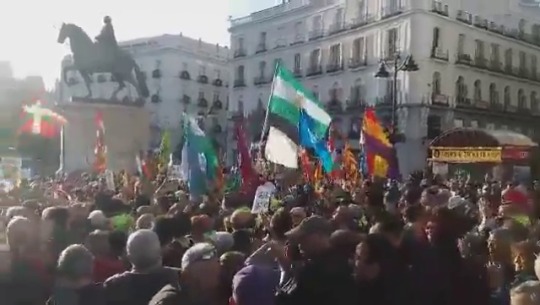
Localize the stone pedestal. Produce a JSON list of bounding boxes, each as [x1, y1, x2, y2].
[[59, 103, 150, 172]]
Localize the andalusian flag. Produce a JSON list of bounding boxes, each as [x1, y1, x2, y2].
[[264, 63, 332, 168], [19, 101, 67, 137]]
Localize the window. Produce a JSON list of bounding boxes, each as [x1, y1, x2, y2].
[[475, 40, 484, 59], [358, 0, 366, 17], [329, 44, 342, 65], [519, 51, 527, 69], [352, 37, 365, 60], [457, 34, 465, 54], [351, 78, 365, 102], [259, 32, 267, 45], [312, 15, 322, 31], [294, 53, 301, 71], [213, 92, 220, 101], [198, 91, 205, 100], [504, 86, 511, 107], [386, 28, 398, 58], [456, 76, 466, 99], [238, 37, 244, 49], [473, 80, 482, 101], [310, 49, 321, 67], [490, 43, 500, 63], [453, 119, 464, 128], [329, 82, 341, 101], [259, 61, 266, 77], [518, 89, 527, 108], [505, 49, 513, 68], [236, 65, 244, 80], [214, 69, 221, 79], [334, 8, 344, 25], [532, 55, 538, 76], [489, 83, 498, 104], [531, 92, 538, 112], [199, 65, 206, 76], [432, 27, 440, 49], [312, 85, 319, 100], [432, 72, 441, 95]]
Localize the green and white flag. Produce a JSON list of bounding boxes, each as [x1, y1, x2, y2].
[[264, 63, 332, 168]]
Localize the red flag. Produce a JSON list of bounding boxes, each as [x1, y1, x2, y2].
[[235, 119, 257, 193], [94, 111, 107, 173], [299, 149, 313, 183]]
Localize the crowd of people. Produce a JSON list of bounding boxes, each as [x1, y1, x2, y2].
[[2, 170, 540, 305]]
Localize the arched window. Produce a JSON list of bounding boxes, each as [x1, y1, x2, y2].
[[455, 76, 466, 100], [236, 65, 245, 80], [504, 86, 511, 108], [489, 83, 498, 104], [474, 80, 482, 101], [531, 91, 538, 112], [432, 72, 441, 95], [518, 89, 527, 109], [351, 78, 365, 103]]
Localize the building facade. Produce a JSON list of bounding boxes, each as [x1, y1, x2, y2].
[[59, 34, 230, 150], [228, 0, 540, 174]]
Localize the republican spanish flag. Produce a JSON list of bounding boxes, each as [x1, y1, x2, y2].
[[361, 108, 399, 178]]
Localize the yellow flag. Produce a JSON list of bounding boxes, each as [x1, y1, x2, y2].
[[373, 155, 389, 178]]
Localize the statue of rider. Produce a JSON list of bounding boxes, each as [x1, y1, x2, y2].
[[95, 16, 118, 65]]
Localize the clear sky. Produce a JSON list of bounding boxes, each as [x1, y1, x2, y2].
[[0, 0, 275, 88]]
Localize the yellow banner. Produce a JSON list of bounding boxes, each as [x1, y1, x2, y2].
[[431, 147, 502, 163]]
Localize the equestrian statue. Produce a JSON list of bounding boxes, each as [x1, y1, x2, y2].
[[57, 17, 149, 101]]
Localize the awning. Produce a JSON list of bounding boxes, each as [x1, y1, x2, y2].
[[429, 128, 537, 148]]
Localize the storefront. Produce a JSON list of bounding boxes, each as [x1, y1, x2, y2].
[[429, 128, 537, 181]]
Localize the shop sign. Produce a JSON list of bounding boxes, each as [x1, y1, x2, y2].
[[431, 147, 502, 163]]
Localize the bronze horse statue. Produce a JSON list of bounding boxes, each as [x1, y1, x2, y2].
[[57, 23, 149, 100]]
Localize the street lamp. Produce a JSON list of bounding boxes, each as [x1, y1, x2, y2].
[[375, 53, 419, 143]]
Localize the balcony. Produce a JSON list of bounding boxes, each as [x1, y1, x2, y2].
[[290, 34, 305, 46], [518, 67, 529, 79], [212, 100, 223, 110], [329, 23, 346, 35], [233, 79, 246, 88], [473, 16, 488, 30], [306, 65, 323, 77], [350, 15, 369, 29], [488, 60, 502, 72], [505, 104, 517, 113], [456, 10, 472, 24], [348, 57, 368, 69], [234, 49, 246, 58], [473, 99, 489, 109], [274, 39, 287, 49], [212, 78, 223, 87], [293, 68, 303, 78], [308, 29, 324, 41], [473, 56, 487, 68], [181, 95, 191, 104], [381, 5, 404, 19], [430, 47, 449, 61], [455, 97, 472, 108], [255, 43, 267, 54], [198, 98, 208, 108], [431, 93, 449, 106], [346, 98, 367, 110], [253, 76, 272, 86], [179, 70, 191, 80], [431, 1, 449, 16], [326, 99, 343, 113], [197, 75, 209, 84], [455, 53, 472, 65], [487, 21, 504, 34], [326, 62, 344, 73]]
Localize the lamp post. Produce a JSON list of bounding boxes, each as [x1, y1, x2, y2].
[[375, 53, 419, 143]]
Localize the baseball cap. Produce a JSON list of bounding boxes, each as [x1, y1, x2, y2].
[[285, 215, 331, 241], [232, 265, 280, 305], [181, 242, 217, 270]]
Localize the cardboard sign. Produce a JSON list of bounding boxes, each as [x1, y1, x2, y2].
[[251, 182, 276, 214]]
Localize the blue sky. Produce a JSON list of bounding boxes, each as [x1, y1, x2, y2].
[[0, 0, 275, 88]]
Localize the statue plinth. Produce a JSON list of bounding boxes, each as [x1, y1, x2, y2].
[[59, 100, 150, 172]]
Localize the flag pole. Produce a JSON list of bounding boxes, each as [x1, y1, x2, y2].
[[259, 63, 280, 148]]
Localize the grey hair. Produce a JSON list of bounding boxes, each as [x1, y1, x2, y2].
[[6, 207, 25, 220], [57, 244, 94, 280], [127, 229, 162, 270], [6, 216, 31, 247]]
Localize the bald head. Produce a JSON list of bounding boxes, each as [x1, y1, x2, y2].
[[127, 229, 162, 270]]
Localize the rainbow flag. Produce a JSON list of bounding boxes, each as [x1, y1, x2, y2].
[[361, 108, 399, 179]]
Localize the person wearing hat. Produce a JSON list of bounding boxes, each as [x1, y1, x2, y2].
[[275, 216, 356, 305]]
